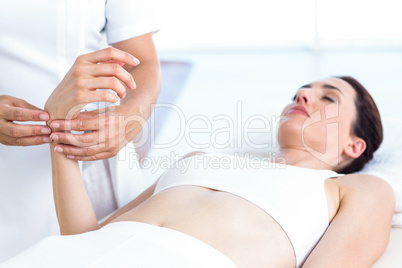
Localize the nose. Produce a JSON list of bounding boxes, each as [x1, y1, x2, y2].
[[295, 89, 310, 104]]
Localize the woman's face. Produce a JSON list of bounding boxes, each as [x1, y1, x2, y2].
[[278, 77, 359, 167]]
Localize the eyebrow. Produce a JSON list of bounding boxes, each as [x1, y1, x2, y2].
[[300, 83, 344, 96]]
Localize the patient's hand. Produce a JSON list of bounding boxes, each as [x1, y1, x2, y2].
[[45, 47, 139, 121]]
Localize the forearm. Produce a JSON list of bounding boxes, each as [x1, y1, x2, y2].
[[50, 141, 99, 235], [122, 58, 161, 120]]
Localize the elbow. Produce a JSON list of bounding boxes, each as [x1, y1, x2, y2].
[[60, 223, 100, 236]]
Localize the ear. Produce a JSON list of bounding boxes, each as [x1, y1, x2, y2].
[[343, 136, 366, 159]]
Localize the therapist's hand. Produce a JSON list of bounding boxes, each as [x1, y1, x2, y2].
[[47, 33, 161, 161], [0, 95, 51, 146], [48, 102, 145, 160], [45, 47, 138, 121]]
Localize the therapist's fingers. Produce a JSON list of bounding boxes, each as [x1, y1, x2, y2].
[[84, 90, 120, 104], [103, 60, 125, 66], [13, 98, 47, 113], [5, 135, 52, 146], [65, 152, 114, 161], [50, 131, 100, 147], [50, 115, 105, 132], [2, 121, 51, 137], [84, 63, 136, 90], [85, 77, 128, 99], [0, 95, 49, 121], [76, 108, 107, 118], [2, 106, 50, 122], [79, 47, 140, 67], [0, 121, 51, 146], [53, 144, 111, 160]]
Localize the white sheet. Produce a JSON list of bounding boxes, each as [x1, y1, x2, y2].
[[0, 222, 236, 268], [372, 228, 402, 267]]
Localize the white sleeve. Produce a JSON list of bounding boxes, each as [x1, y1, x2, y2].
[[105, 0, 161, 44]]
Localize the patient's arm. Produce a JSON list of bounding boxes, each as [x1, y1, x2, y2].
[[98, 180, 158, 227], [98, 151, 204, 227], [46, 47, 139, 234], [50, 144, 157, 234], [50, 142, 99, 235], [302, 174, 395, 267]]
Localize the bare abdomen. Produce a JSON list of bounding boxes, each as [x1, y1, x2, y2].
[[110, 186, 296, 267]]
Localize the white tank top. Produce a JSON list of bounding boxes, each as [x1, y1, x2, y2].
[[154, 153, 343, 267]]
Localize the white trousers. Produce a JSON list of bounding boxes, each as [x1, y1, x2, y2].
[[0, 221, 237, 268]]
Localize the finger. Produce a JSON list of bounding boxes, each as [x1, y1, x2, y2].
[[2, 106, 50, 121], [82, 47, 140, 66], [85, 63, 135, 90], [2, 121, 51, 137], [8, 135, 52, 146], [70, 87, 119, 104], [76, 109, 107, 119], [6, 96, 43, 111], [53, 143, 107, 158], [65, 152, 115, 161], [50, 131, 99, 147], [103, 60, 125, 66], [50, 116, 105, 131], [85, 77, 128, 98], [89, 90, 120, 104], [15, 99, 46, 112]]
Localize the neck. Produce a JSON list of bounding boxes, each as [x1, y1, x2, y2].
[[273, 147, 336, 171]]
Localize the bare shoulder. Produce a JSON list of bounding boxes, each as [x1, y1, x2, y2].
[[304, 173, 396, 267], [338, 173, 394, 194], [337, 173, 395, 211]]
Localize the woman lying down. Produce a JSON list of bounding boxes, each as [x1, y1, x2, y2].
[[3, 66, 395, 266]]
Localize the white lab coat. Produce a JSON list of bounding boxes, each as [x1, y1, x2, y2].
[[0, 0, 159, 261]]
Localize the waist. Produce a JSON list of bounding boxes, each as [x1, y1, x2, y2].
[[110, 185, 297, 267], [101, 221, 237, 268], [2, 221, 237, 268]]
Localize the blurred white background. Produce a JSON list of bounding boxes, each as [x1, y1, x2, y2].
[[151, 0, 402, 117], [136, 0, 402, 180], [153, 0, 402, 51]]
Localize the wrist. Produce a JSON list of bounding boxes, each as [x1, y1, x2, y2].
[[44, 104, 62, 123], [49, 141, 79, 164], [121, 97, 153, 120]]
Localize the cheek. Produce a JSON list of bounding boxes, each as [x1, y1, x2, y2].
[[322, 111, 354, 151], [301, 107, 339, 149], [336, 100, 357, 138], [338, 120, 354, 143], [323, 104, 340, 120]]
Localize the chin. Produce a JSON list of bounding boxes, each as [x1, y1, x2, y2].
[[277, 123, 303, 148]]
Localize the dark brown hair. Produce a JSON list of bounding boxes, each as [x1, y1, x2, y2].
[[335, 76, 383, 174]]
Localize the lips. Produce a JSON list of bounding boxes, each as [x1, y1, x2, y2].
[[287, 105, 310, 117]]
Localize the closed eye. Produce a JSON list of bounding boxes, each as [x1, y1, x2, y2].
[[323, 96, 335, 102]]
